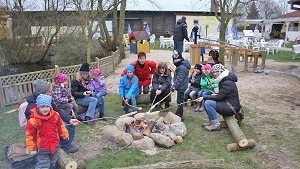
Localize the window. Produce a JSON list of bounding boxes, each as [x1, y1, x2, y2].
[[193, 20, 199, 25]]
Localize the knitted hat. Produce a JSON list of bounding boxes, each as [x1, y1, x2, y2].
[[55, 73, 68, 84], [92, 68, 102, 77], [212, 64, 225, 72], [32, 79, 52, 95], [79, 63, 90, 74], [172, 50, 183, 59], [126, 64, 135, 73], [36, 94, 52, 108], [194, 64, 202, 71], [204, 64, 212, 70]]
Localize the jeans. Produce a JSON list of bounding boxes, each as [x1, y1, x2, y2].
[[60, 123, 76, 150], [174, 41, 183, 55], [92, 91, 107, 105], [204, 100, 219, 123], [176, 91, 184, 116], [197, 90, 213, 98], [124, 93, 138, 114], [184, 86, 200, 100], [35, 151, 58, 169], [58, 103, 78, 116], [75, 96, 99, 118]]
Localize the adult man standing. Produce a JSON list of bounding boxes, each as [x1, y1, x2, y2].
[[173, 16, 189, 55], [24, 79, 81, 154]]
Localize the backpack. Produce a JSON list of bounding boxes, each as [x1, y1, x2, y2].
[[18, 102, 28, 128]]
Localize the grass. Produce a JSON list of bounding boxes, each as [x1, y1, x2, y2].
[[266, 50, 300, 63]]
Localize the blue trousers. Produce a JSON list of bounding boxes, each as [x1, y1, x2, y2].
[[174, 41, 183, 55], [204, 100, 219, 123], [124, 93, 138, 114], [75, 96, 100, 118], [60, 123, 76, 150]]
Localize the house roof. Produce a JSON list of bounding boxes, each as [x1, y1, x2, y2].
[[275, 11, 300, 19], [130, 31, 150, 41]]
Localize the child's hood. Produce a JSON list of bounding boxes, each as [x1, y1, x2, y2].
[[30, 104, 55, 120]]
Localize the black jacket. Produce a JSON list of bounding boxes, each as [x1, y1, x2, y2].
[[25, 93, 72, 123], [173, 59, 191, 92], [173, 19, 189, 42], [203, 70, 240, 116], [189, 72, 201, 88], [71, 78, 89, 100], [151, 71, 172, 92]]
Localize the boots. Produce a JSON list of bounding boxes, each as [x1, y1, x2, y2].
[[99, 112, 108, 121], [194, 102, 201, 112], [204, 122, 221, 131], [85, 116, 94, 126]]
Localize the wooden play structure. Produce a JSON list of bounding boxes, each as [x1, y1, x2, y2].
[[0, 6, 12, 40], [190, 42, 266, 72], [129, 31, 150, 54]]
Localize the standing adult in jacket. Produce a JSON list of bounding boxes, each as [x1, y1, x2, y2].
[[196, 64, 241, 131], [173, 16, 189, 55], [121, 52, 156, 94], [23, 79, 80, 154], [150, 62, 172, 112], [171, 50, 191, 119]]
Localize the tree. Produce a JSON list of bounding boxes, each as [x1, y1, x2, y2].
[[247, 1, 259, 19], [256, 0, 281, 19]]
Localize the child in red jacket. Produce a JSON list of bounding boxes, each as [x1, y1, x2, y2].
[[26, 94, 69, 169]]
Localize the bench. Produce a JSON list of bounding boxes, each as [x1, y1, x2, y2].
[[292, 44, 300, 59]]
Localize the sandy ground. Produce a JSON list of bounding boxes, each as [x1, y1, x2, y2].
[[105, 49, 300, 168]]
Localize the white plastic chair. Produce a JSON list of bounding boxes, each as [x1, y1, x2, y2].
[[275, 40, 284, 53], [293, 44, 300, 59], [150, 34, 156, 45]]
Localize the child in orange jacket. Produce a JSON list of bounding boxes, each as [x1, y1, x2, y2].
[[26, 94, 69, 169]]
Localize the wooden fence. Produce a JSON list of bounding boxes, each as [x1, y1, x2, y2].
[[0, 50, 120, 108]]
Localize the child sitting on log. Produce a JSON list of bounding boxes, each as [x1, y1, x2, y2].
[[26, 94, 69, 169], [183, 64, 202, 107], [52, 73, 78, 118]]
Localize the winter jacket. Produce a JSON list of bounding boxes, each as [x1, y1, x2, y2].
[[203, 69, 241, 116], [173, 59, 191, 92], [71, 78, 89, 100], [52, 83, 72, 107], [151, 71, 172, 92], [87, 76, 108, 93], [26, 105, 69, 154], [189, 72, 201, 89], [25, 93, 72, 123], [173, 19, 189, 42], [121, 60, 156, 86], [200, 74, 218, 93], [119, 75, 140, 99]]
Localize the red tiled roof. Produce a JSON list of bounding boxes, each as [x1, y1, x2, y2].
[[275, 11, 300, 18]]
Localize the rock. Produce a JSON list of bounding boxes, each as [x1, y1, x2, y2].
[[115, 117, 135, 130], [132, 132, 144, 140], [170, 122, 187, 137], [131, 137, 155, 150], [116, 133, 133, 147], [156, 117, 165, 126], [134, 113, 146, 120], [102, 125, 120, 141], [175, 136, 183, 144], [144, 111, 160, 121], [163, 112, 181, 124], [149, 133, 174, 148], [163, 131, 177, 141]]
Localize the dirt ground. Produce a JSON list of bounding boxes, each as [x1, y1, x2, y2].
[[102, 50, 300, 168]]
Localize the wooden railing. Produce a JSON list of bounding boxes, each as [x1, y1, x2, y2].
[[0, 50, 120, 107]]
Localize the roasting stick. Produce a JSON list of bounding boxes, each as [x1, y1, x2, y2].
[[148, 92, 171, 113]]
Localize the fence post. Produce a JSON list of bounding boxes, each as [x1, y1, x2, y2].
[[0, 80, 5, 108], [55, 65, 60, 75], [96, 57, 100, 69], [112, 52, 115, 72]]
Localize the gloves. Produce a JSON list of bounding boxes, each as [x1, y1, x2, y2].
[[170, 85, 175, 92]]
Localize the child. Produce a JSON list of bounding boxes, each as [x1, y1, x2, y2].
[[52, 73, 78, 118], [171, 50, 191, 120], [184, 64, 202, 106], [87, 68, 108, 106], [195, 64, 218, 112], [26, 94, 69, 169], [119, 64, 140, 114]]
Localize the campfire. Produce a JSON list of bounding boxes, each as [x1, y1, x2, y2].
[[101, 111, 187, 150]]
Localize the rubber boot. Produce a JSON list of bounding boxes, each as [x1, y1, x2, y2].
[[194, 102, 201, 112]]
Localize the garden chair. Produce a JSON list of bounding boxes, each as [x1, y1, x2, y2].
[[150, 34, 155, 45], [292, 44, 300, 59], [275, 40, 284, 53]]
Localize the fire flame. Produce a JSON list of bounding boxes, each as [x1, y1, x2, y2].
[[140, 122, 148, 129]]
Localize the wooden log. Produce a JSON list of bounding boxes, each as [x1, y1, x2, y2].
[[112, 159, 225, 169], [142, 120, 156, 136], [223, 116, 248, 147], [58, 149, 78, 169], [220, 121, 228, 128], [136, 94, 151, 105], [227, 139, 256, 152]]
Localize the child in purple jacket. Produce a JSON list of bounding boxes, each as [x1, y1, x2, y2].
[[87, 68, 108, 106]]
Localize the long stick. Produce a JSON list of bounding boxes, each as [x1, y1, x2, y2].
[[123, 100, 143, 110], [148, 92, 171, 112]]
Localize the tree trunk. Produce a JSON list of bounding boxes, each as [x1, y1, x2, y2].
[[113, 159, 225, 169], [223, 116, 249, 147], [57, 149, 78, 169], [118, 0, 126, 59], [227, 139, 256, 152]]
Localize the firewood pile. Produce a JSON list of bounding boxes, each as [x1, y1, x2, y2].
[[101, 111, 187, 150]]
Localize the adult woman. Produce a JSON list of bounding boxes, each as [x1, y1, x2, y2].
[[150, 62, 172, 112], [121, 52, 156, 94], [71, 63, 106, 125], [196, 64, 241, 131]]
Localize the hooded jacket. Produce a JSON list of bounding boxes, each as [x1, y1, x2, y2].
[[152, 71, 172, 92], [173, 59, 191, 92], [203, 69, 241, 116], [119, 74, 140, 99], [52, 83, 72, 107], [25, 105, 69, 154], [87, 76, 108, 93], [173, 19, 189, 42], [121, 60, 156, 86]]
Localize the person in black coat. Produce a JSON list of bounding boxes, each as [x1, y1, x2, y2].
[[184, 64, 202, 104], [173, 16, 189, 55], [196, 64, 241, 131], [150, 62, 172, 112]]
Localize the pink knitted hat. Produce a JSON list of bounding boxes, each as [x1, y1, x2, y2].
[[204, 64, 212, 70], [92, 68, 102, 77], [55, 73, 69, 84]]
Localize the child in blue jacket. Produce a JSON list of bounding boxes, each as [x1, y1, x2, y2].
[[119, 64, 140, 114]]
